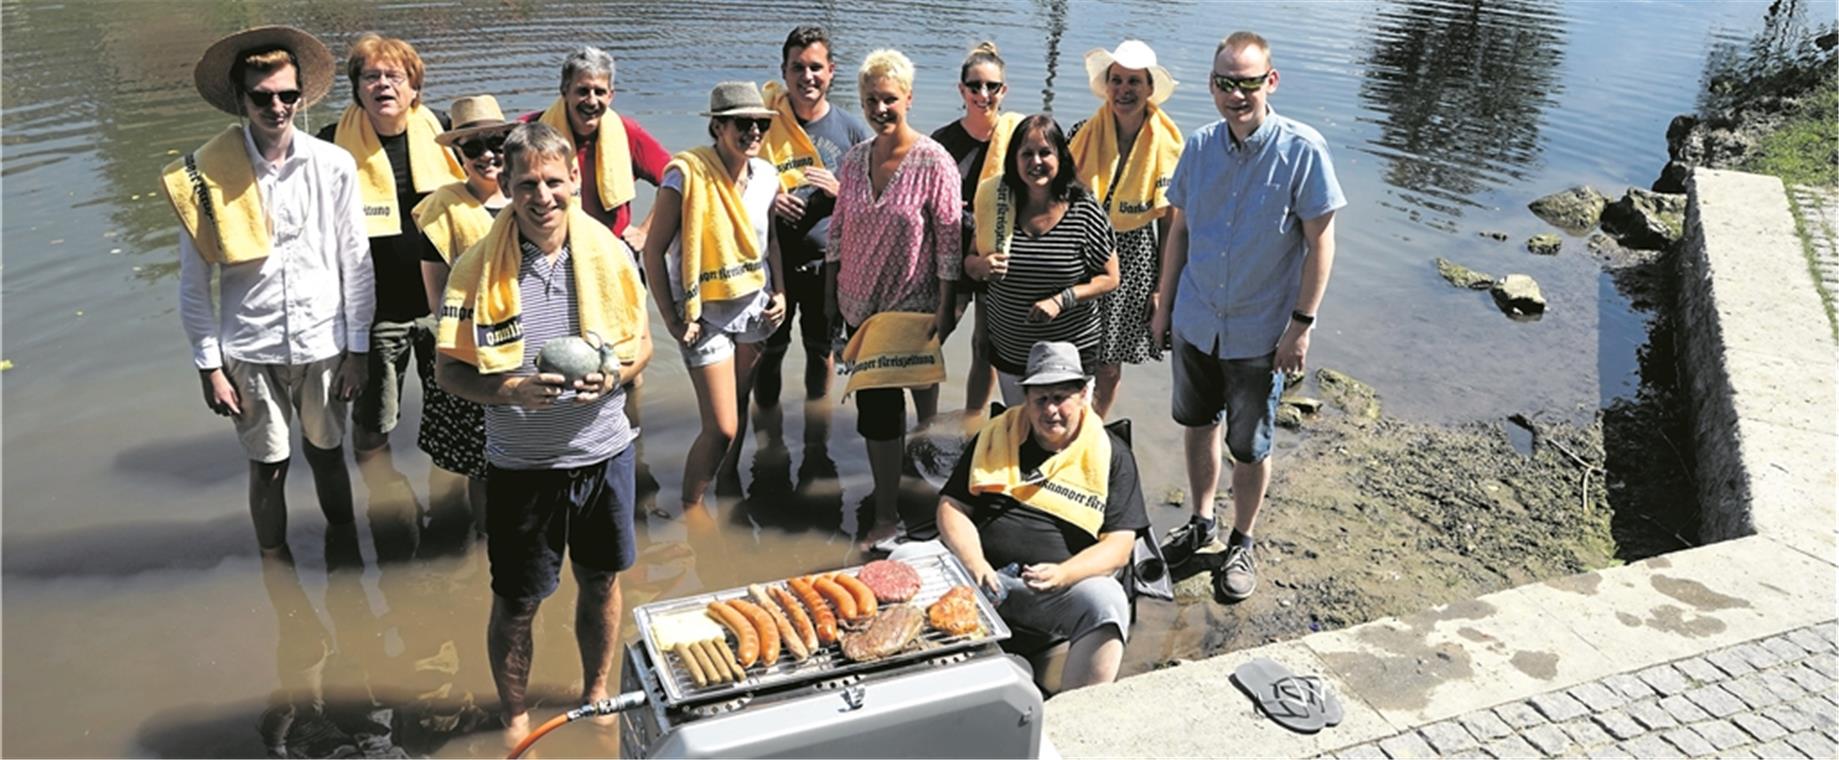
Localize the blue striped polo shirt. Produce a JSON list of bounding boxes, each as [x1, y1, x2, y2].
[[484, 239, 634, 470]]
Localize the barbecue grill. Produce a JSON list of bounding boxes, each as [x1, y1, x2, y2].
[[617, 551, 1046, 758]]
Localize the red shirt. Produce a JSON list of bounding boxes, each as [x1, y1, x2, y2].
[[517, 111, 670, 234]]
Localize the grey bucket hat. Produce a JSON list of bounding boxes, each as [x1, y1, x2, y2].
[[700, 81, 778, 119], [1020, 341, 1089, 386]]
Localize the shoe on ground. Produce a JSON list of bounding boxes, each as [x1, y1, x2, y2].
[[1212, 543, 1257, 603], [1160, 518, 1224, 569]]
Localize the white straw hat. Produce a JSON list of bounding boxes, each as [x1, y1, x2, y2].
[[1083, 40, 1177, 106]]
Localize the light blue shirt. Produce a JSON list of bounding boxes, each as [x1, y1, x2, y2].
[[1165, 108, 1344, 359]]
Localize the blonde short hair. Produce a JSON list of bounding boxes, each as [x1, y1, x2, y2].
[[1216, 31, 1272, 65], [858, 48, 915, 102]]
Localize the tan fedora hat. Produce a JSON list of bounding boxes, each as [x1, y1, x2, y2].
[[434, 95, 518, 147], [194, 25, 335, 116], [699, 81, 777, 119], [1084, 40, 1177, 106]]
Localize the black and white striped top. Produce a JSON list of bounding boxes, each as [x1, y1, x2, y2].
[[483, 239, 634, 470], [984, 193, 1117, 374]]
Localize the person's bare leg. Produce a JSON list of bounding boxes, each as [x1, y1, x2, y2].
[[468, 475, 488, 538], [1061, 626, 1125, 690], [1229, 456, 1271, 536], [912, 384, 939, 428], [487, 594, 540, 748], [574, 566, 621, 704], [719, 342, 764, 477], [1093, 364, 1123, 420], [804, 346, 833, 401], [682, 356, 740, 510], [250, 460, 292, 551], [963, 306, 995, 416], [1184, 424, 1223, 522]]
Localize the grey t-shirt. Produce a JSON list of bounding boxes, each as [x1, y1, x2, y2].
[[779, 105, 872, 267]]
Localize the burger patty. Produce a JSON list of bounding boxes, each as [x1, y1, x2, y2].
[[858, 559, 923, 603]]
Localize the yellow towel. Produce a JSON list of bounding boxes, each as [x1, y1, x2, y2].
[[761, 80, 823, 193], [334, 104, 466, 238], [838, 312, 946, 397], [971, 174, 1015, 258], [160, 124, 269, 265], [412, 182, 493, 263], [968, 405, 1111, 537], [435, 207, 646, 374], [539, 98, 635, 211], [664, 146, 768, 324], [1068, 102, 1182, 233], [977, 111, 1025, 187]]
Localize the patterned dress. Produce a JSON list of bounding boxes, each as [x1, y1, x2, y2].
[[1071, 119, 1163, 366]]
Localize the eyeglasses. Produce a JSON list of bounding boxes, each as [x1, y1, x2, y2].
[[963, 80, 1004, 95], [244, 89, 303, 107], [1211, 71, 1271, 93], [457, 136, 506, 159], [723, 117, 771, 134], [360, 70, 409, 86]]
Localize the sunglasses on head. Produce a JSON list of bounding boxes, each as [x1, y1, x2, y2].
[[1211, 71, 1271, 93], [245, 89, 303, 107], [458, 136, 506, 159], [723, 117, 771, 134], [963, 80, 1004, 95]]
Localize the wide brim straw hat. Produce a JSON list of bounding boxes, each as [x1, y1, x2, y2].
[[194, 25, 335, 116], [435, 95, 519, 147], [1084, 40, 1177, 106], [699, 81, 778, 119]]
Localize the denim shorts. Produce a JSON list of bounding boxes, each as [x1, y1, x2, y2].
[[677, 309, 780, 369], [1170, 334, 1282, 464], [485, 446, 638, 603]]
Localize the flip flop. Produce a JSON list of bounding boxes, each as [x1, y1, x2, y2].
[[1230, 657, 1344, 734]]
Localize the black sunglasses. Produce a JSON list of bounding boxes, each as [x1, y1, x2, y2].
[[963, 80, 1004, 95], [458, 136, 506, 159], [723, 117, 771, 134], [1211, 71, 1271, 93], [244, 89, 303, 107]]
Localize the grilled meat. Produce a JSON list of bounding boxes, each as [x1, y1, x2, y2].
[[858, 559, 923, 603], [839, 604, 925, 662], [926, 586, 982, 637]]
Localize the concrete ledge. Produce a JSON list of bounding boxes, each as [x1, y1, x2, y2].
[[1043, 170, 1838, 757]]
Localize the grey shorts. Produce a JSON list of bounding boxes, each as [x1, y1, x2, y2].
[[1170, 333, 1281, 464], [677, 309, 779, 369], [224, 354, 349, 463], [354, 316, 435, 435], [890, 540, 1131, 644]]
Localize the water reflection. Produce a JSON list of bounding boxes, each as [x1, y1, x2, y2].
[[1356, 0, 1566, 231]]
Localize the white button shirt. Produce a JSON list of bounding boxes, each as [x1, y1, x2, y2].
[[178, 125, 374, 369]]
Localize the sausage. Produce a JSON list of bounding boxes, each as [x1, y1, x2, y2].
[[833, 572, 879, 619], [676, 643, 709, 687], [751, 584, 810, 661], [769, 584, 819, 652], [789, 576, 839, 645], [692, 639, 726, 684], [728, 598, 782, 667], [813, 574, 859, 622], [706, 601, 759, 667], [710, 639, 746, 682]]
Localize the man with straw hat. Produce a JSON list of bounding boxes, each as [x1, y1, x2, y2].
[[163, 25, 374, 558]]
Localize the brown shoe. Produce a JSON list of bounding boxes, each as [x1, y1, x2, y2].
[[1212, 544, 1257, 603]]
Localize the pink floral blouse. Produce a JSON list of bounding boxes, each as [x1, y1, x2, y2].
[[827, 136, 962, 328]]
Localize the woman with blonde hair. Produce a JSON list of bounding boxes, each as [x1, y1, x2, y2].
[[827, 49, 962, 546]]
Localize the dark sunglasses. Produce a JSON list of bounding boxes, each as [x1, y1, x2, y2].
[[244, 89, 303, 107], [458, 136, 506, 159], [963, 80, 1004, 95], [723, 117, 771, 134], [1211, 71, 1271, 93]]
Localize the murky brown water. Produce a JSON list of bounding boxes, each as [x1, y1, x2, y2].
[[5, 0, 1828, 756]]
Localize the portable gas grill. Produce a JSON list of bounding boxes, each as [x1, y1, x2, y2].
[[616, 551, 1045, 758]]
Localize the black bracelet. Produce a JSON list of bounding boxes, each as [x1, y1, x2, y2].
[[1291, 310, 1316, 326]]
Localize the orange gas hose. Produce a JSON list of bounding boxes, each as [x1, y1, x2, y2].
[[506, 712, 570, 759]]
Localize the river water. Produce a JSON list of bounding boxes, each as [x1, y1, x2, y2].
[[3, 0, 1827, 756]]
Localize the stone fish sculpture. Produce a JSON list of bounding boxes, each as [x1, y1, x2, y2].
[[536, 330, 620, 385]]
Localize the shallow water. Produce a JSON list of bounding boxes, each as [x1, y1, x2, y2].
[[3, 0, 1829, 755]]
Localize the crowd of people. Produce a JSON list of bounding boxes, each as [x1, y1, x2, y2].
[[164, 21, 1342, 747]]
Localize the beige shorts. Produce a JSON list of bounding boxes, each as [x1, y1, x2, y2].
[[225, 354, 349, 463]]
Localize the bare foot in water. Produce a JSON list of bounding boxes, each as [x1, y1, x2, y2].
[[502, 711, 531, 756]]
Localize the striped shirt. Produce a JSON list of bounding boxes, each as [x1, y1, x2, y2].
[[985, 193, 1116, 374], [483, 239, 634, 469]]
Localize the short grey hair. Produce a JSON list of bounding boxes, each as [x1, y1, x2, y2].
[[559, 46, 616, 91], [502, 122, 575, 176]]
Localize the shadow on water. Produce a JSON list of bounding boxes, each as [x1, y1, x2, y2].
[[1357, 0, 1565, 231]]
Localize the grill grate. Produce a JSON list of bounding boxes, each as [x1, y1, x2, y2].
[[632, 551, 1011, 707]]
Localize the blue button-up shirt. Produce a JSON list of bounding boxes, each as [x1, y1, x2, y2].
[[1166, 108, 1345, 359]]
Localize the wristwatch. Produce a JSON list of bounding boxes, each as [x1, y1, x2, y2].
[[1291, 310, 1316, 327]]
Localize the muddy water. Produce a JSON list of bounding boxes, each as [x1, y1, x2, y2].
[[3, 0, 1826, 756]]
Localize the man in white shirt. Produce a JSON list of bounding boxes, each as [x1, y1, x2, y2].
[[164, 26, 375, 556]]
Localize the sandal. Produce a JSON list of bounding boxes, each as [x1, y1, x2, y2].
[[1230, 657, 1344, 734]]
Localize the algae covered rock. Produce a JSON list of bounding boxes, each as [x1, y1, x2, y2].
[[1600, 187, 1686, 250], [1276, 405, 1305, 429], [1317, 368, 1381, 420], [1526, 233, 1563, 255], [1528, 185, 1609, 233], [1491, 274, 1547, 317], [1436, 257, 1494, 289]]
